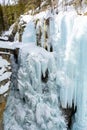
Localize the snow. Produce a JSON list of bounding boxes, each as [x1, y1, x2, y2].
[[3, 23, 16, 37], [0, 36, 8, 41], [0, 82, 10, 94], [0, 0, 18, 5], [0, 55, 11, 96], [0, 72, 11, 82], [34, 11, 49, 20], [0, 41, 20, 49], [0, 56, 11, 78], [20, 15, 32, 24], [0, 56, 10, 67], [0, 42, 15, 49]]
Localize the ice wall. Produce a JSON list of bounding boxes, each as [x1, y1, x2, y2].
[[42, 11, 87, 130], [53, 12, 87, 130], [22, 21, 36, 44], [70, 16, 87, 130], [4, 44, 67, 130], [4, 10, 87, 130]]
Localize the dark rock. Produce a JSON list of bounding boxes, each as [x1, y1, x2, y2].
[[61, 104, 77, 129]]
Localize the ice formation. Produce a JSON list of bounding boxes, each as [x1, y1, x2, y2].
[[22, 20, 36, 44], [4, 44, 66, 130], [3, 10, 87, 130], [53, 12, 87, 130]]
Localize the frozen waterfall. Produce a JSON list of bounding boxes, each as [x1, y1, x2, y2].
[[53, 12, 87, 130], [3, 11, 87, 130], [4, 44, 66, 130]]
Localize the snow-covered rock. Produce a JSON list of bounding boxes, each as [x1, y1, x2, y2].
[[0, 53, 12, 129], [0, 56, 11, 89]]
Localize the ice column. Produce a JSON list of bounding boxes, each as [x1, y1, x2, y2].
[[72, 16, 87, 130]]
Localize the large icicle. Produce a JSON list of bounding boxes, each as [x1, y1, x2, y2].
[[50, 11, 77, 108], [58, 13, 87, 130], [22, 20, 36, 44], [71, 16, 87, 130]]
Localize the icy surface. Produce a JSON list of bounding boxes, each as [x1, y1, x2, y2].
[[22, 21, 36, 44], [52, 12, 87, 130], [4, 44, 67, 130], [3, 10, 87, 130]]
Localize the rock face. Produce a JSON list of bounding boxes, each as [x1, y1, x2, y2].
[[0, 52, 11, 130], [0, 44, 19, 130]]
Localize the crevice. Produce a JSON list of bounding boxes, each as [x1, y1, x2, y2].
[[23, 97, 26, 103], [61, 103, 77, 129], [13, 48, 19, 64], [50, 46, 53, 52], [41, 69, 49, 83]]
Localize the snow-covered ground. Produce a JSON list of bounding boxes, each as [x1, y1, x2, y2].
[[0, 82, 10, 95]]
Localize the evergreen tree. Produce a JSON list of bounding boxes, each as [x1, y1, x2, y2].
[[0, 4, 4, 34]]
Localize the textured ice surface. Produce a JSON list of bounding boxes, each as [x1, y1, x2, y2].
[[3, 11, 87, 130], [22, 21, 36, 44], [4, 44, 66, 130], [53, 12, 87, 130]]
